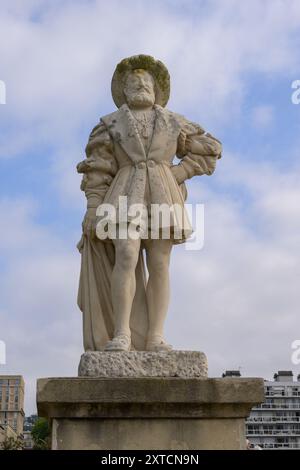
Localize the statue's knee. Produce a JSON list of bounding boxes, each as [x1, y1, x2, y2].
[[147, 256, 169, 275], [116, 245, 139, 271]]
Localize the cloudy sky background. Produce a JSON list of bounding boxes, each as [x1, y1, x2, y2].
[[1, 0, 300, 414]]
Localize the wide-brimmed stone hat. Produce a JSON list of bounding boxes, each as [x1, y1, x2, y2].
[[111, 54, 170, 108]]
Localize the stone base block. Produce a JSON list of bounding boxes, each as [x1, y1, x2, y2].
[[37, 376, 264, 450], [78, 350, 208, 378]]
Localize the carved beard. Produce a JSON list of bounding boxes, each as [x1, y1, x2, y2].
[[126, 90, 155, 108]]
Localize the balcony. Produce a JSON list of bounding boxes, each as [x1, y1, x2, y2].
[[247, 416, 300, 423], [253, 403, 300, 410], [259, 443, 300, 449], [247, 430, 300, 436], [265, 392, 300, 397]]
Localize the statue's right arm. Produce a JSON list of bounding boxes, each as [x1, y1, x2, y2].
[[77, 122, 118, 238]]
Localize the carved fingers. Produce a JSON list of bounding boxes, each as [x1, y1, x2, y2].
[[82, 208, 97, 239]]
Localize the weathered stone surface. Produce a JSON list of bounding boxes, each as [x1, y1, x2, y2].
[[78, 350, 208, 378], [77, 55, 222, 353], [52, 417, 246, 450], [37, 376, 264, 450], [37, 377, 264, 419]]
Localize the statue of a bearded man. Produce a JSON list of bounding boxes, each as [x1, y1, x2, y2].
[[77, 55, 222, 352]]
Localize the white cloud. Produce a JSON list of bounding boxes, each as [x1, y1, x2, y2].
[[251, 105, 275, 129]]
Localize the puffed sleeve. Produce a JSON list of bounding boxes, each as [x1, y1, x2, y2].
[[77, 122, 118, 209], [173, 115, 222, 183]]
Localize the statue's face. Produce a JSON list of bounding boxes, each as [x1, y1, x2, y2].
[[124, 69, 155, 108]]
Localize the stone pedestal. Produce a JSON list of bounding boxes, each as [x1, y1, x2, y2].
[[78, 350, 208, 378], [37, 351, 264, 450]]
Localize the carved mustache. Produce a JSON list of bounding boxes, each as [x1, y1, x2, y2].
[[133, 86, 152, 94]]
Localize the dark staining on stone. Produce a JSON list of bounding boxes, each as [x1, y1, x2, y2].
[[115, 132, 122, 143]]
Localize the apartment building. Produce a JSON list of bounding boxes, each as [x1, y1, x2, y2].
[[246, 371, 300, 449], [0, 375, 25, 437], [23, 414, 38, 449]]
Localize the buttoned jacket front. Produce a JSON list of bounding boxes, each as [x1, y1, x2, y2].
[[101, 104, 187, 212]]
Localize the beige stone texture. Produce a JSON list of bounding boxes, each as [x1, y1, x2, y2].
[[37, 376, 264, 450], [52, 417, 246, 450], [78, 350, 208, 378]]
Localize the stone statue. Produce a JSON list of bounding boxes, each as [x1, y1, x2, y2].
[[76, 55, 222, 353]]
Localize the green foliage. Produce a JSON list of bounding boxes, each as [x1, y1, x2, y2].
[[31, 418, 50, 450]]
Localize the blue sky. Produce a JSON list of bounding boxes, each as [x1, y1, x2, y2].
[[0, 0, 300, 414]]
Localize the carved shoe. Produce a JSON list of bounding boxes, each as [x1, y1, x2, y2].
[[104, 334, 131, 352], [146, 336, 173, 352]]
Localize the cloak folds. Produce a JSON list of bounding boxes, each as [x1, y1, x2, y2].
[[77, 235, 149, 351]]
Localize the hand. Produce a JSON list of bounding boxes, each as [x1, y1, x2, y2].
[[170, 164, 187, 185], [82, 208, 97, 238]]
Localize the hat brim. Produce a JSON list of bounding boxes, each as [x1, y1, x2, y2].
[[111, 54, 170, 108]]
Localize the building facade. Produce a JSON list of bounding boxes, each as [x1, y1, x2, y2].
[[23, 414, 38, 449], [222, 370, 300, 449], [246, 371, 300, 449], [23, 430, 34, 450], [23, 414, 38, 432], [0, 375, 25, 437]]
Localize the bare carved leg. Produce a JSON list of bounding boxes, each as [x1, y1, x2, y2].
[[105, 237, 141, 351], [144, 239, 173, 351]]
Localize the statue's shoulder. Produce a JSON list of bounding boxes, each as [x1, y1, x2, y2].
[[86, 115, 114, 153], [161, 108, 186, 124], [168, 110, 205, 134], [100, 108, 121, 128], [166, 109, 185, 122], [88, 107, 122, 142], [155, 106, 184, 133], [155, 106, 178, 120]]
